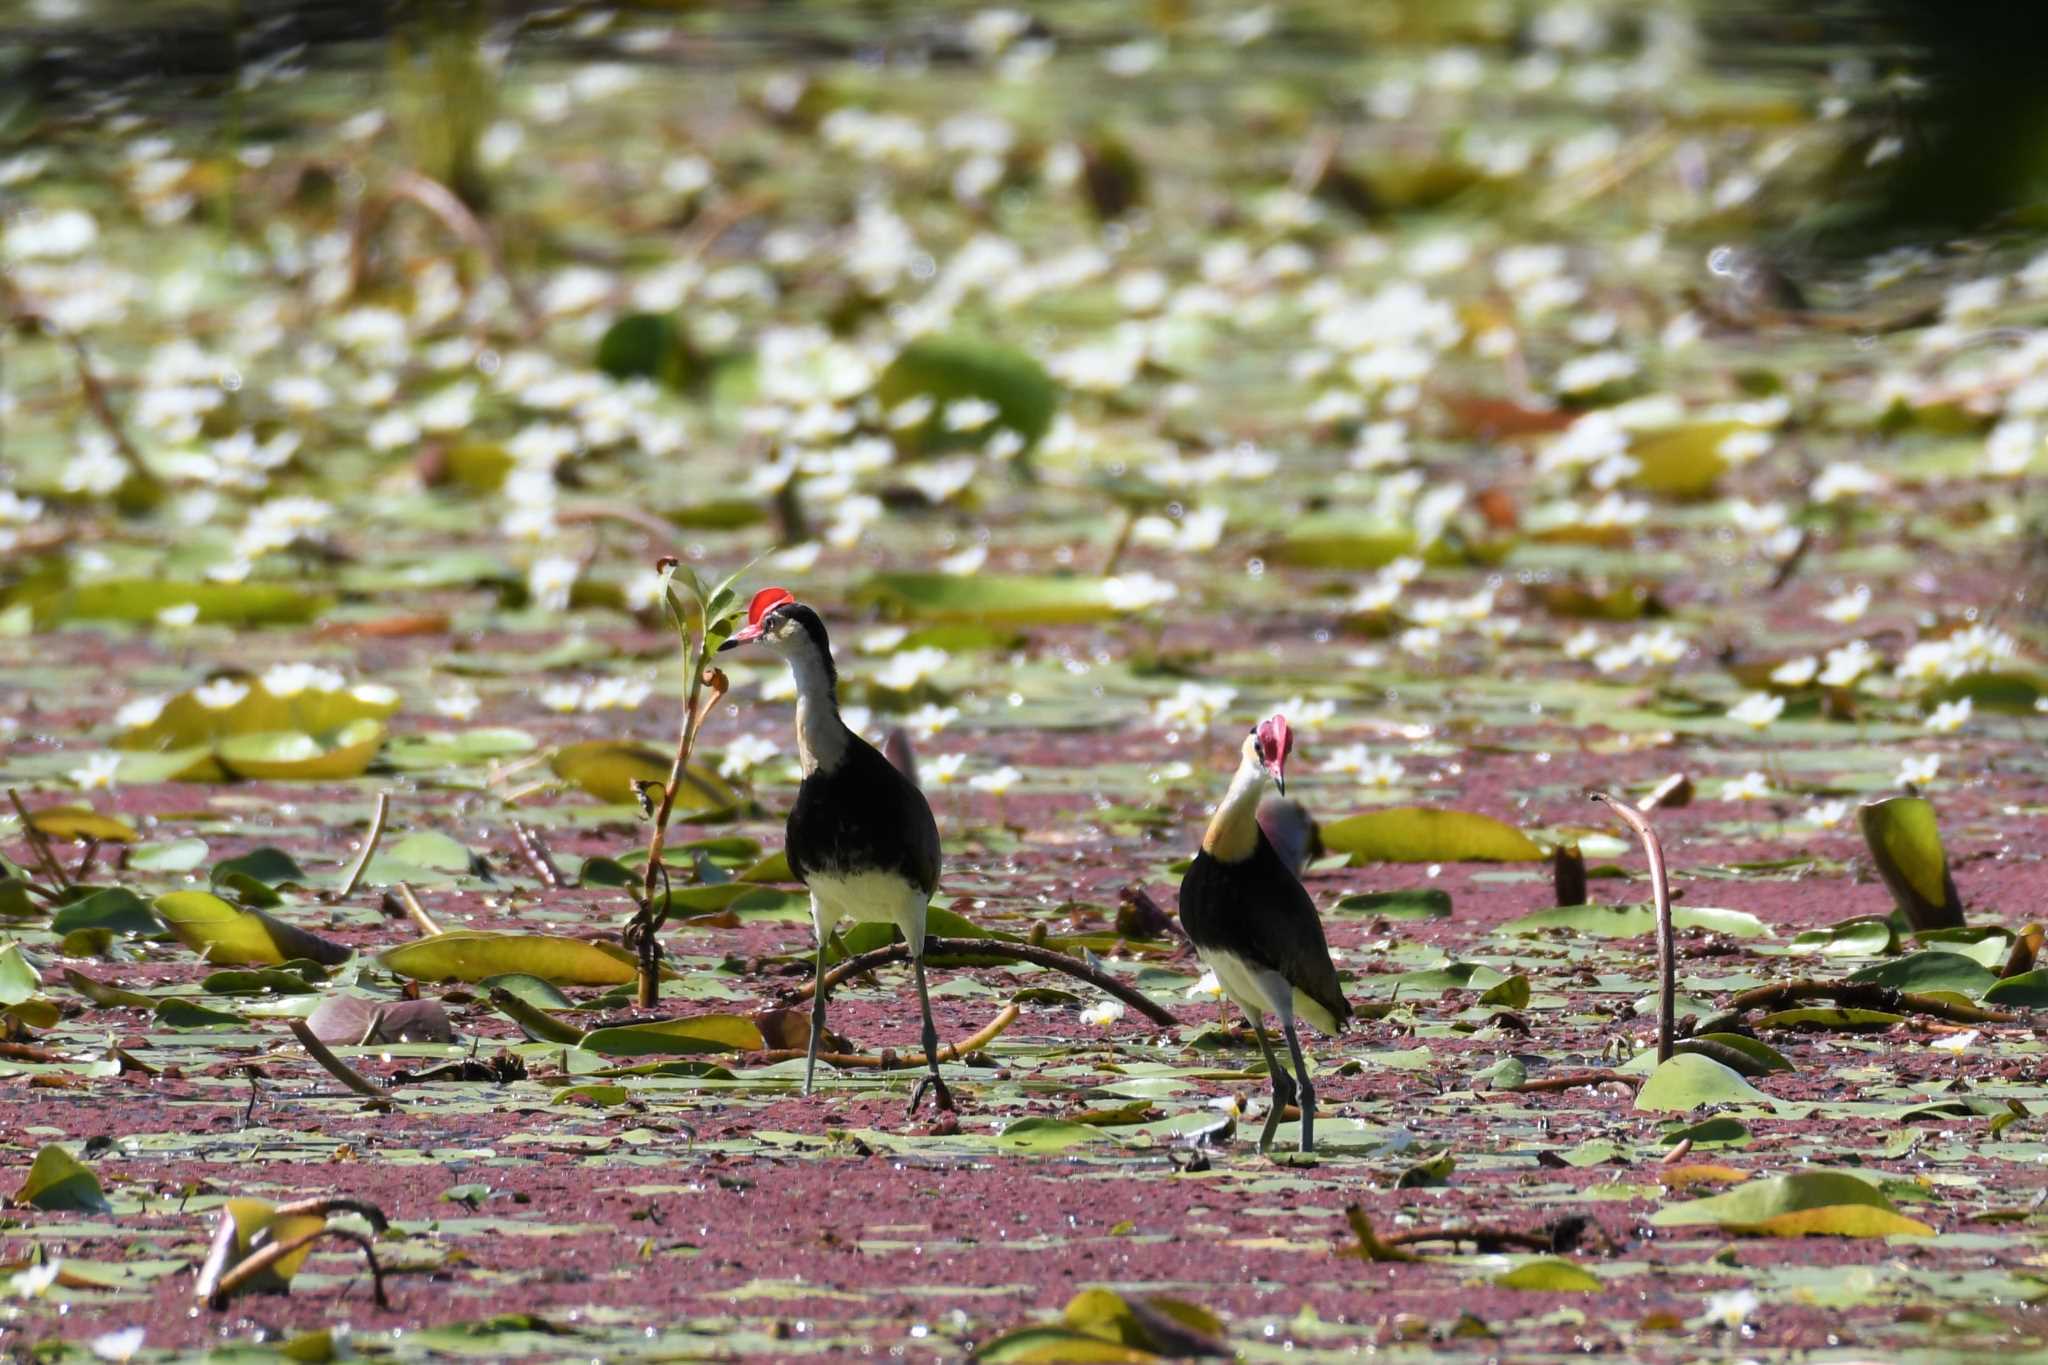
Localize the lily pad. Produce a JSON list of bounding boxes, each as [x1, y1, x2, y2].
[[550, 741, 739, 811], [1858, 797, 1962, 930], [151, 891, 352, 967], [1651, 1170, 1893, 1227], [1320, 808, 1544, 863], [11, 1145, 110, 1213], [855, 573, 1131, 625], [1634, 1054, 1772, 1112], [379, 931, 637, 986]]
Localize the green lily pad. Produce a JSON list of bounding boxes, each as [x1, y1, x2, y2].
[[1499, 903, 1769, 938], [1494, 1259, 1604, 1292], [1983, 969, 2048, 1006], [50, 888, 161, 937], [1331, 888, 1452, 919], [1848, 950, 1997, 997], [1651, 1169, 1894, 1228], [550, 741, 739, 811], [855, 573, 1132, 625], [0, 942, 41, 1006], [995, 1118, 1108, 1152], [1321, 808, 1544, 863], [579, 1013, 765, 1056], [215, 719, 386, 781], [152, 891, 352, 967], [875, 335, 1058, 456], [1634, 1053, 1771, 1112], [12, 1144, 109, 1212], [379, 931, 637, 986]]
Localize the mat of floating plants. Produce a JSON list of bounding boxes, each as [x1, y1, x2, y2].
[[1, 3, 2045, 1361]]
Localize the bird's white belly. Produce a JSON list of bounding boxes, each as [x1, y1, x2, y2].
[[1201, 949, 1295, 1028], [806, 870, 930, 954]]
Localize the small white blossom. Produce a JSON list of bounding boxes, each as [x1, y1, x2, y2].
[[718, 734, 782, 778], [1771, 656, 1819, 686], [926, 753, 968, 785], [1817, 585, 1872, 625], [1728, 692, 1785, 730], [1719, 770, 1772, 802], [873, 647, 950, 692], [1923, 697, 1972, 734], [1803, 800, 1849, 830], [904, 703, 959, 739], [528, 556, 580, 613], [433, 687, 482, 721], [114, 695, 167, 730], [539, 682, 585, 713], [89, 1326, 146, 1363], [1209, 1091, 1264, 1122], [68, 752, 120, 791], [1896, 753, 1940, 787], [1812, 461, 1884, 504], [10, 1258, 60, 1298], [1080, 999, 1127, 1028], [193, 678, 250, 710], [968, 764, 1022, 796], [1153, 682, 1236, 731], [1186, 970, 1224, 1001], [1818, 639, 1879, 688], [1103, 572, 1179, 612], [155, 602, 200, 629]]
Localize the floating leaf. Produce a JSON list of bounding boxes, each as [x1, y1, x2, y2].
[[1494, 1259, 1604, 1292], [211, 848, 307, 888], [595, 312, 695, 389], [152, 891, 352, 967], [875, 335, 1058, 456], [220, 1199, 327, 1292], [1396, 962, 1508, 995], [1787, 916, 1896, 956], [1983, 969, 2048, 1006], [1265, 519, 1419, 571], [1634, 1054, 1771, 1112], [1625, 422, 1744, 498], [856, 573, 1129, 625], [1848, 950, 1997, 997], [1477, 975, 1531, 1008], [31, 579, 329, 626], [61, 969, 154, 1009], [995, 1118, 1108, 1152], [1660, 1116, 1752, 1147], [202, 967, 322, 996], [1331, 888, 1452, 919], [1061, 1287, 1229, 1357], [1499, 903, 1768, 939], [11, 1144, 109, 1212], [25, 806, 137, 843], [1320, 808, 1543, 864], [972, 1328, 1161, 1363], [1857, 797, 1962, 930], [1682, 1033, 1794, 1075], [1651, 1170, 1893, 1227], [0, 942, 42, 1005], [553, 1083, 633, 1107], [579, 1013, 764, 1057], [379, 931, 636, 986], [550, 741, 739, 811], [216, 719, 386, 781], [153, 997, 247, 1029], [1740, 1206, 1934, 1239]]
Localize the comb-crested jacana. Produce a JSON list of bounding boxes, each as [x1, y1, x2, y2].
[[1178, 715, 1352, 1153], [721, 587, 953, 1114]]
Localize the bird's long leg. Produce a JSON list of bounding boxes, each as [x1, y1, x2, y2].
[[1281, 1020, 1316, 1155], [1252, 1019, 1291, 1152], [906, 954, 955, 1116], [804, 930, 829, 1097]]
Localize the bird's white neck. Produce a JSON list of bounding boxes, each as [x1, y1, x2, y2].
[[786, 640, 849, 776], [1202, 743, 1267, 862]]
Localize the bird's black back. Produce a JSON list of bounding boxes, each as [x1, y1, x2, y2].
[[786, 729, 940, 896], [1179, 829, 1351, 1028]]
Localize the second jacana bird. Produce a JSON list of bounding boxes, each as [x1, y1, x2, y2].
[[1179, 715, 1352, 1154], [720, 587, 953, 1114]]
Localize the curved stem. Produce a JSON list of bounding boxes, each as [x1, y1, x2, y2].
[[1592, 792, 1674, 1062], [782, 936, 1179, 1028], [338, 792, 390, 898], [750, 1002, 1021, 1070]]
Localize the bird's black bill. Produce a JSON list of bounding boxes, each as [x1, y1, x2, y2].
[[717, 637, 744, 652]]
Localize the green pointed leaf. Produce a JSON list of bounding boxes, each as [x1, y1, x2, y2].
[[152, 891, 352, 967], [61, 968, 155, 1009], [1320, 808, 1544, 863], [1633, 1053, 1771, 1112], [1787, 916, 1896, 956], [1753, 1007, 1905, 1030], [1477, 974, 1531, 1008], [50, 888, 162, 937], [25, 805, 137, 843], [1848, 950, 1997, 997], [1984, 969, 2048, 1006], [579, 1013, 765, 1056], [995, 1118, 1110, 1152], [1494, 1259, 1604, 1292], [1332, 888, 1452, 919], [550, 740, 739, 811], [1857, 797, 1962, 930], [0, 942, 41, 1006], [210, 847, 308, 888], [379, 931, 637, 986], [1652, 1170, 1893, 1227], [12, 1144, 109, 1212], [1659, 1116, 1752, 1147], [153, 997, 248, 1029]]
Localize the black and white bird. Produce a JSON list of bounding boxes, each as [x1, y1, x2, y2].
[[721, 587, 952, 1113], [1178, 714, 1352, 1154]]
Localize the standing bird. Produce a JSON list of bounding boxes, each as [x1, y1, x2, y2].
[[1178, 715, 1352, 1154], [721, 587, 952, 1114]]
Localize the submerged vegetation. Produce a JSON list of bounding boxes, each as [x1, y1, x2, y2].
[[1, 0, 2045, 1359]]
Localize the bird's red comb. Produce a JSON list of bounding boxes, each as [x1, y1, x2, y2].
[[746, 586, 796, 626], [1257, 714, 1295, 759]]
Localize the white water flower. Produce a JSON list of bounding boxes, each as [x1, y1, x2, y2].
[[1103, 572, 1179, 612], [1186, 970, 1224, 1001], [1153, 682, 1236, 732], [1803, 799, 1849, 830], [718, 733, 781, 778], [193, 678, 250, 710], [68, 752, 120, 791], [1771, 656, 1819, 686], [1209, 1091, 1264, 1122], [1080, 999, 1127, 1028], [528, 556, 579, 613], [1562, 628, 1603, 661], [539, 682, 585, 713], [1817, 585, 1872, 625], [1818, 639, 1878, 688], [1896, 753, 1940, 787], [925, 753, 968, 785], [433, 687, 481, 721], [261, 661, 345, 697], [89, 1326, 145, 1363], [939, 543, 988, 576], [1727, 692, 1785, 730], [10, 1258, 60, 1298], [969, 764, 1022, 796], [873, 647, 949, 692], [1812, 461, 1883, 503], [904, 703, 960, 739], [1719, 771, 1772, 802], [155, 603, 200, 629], [1923, 697, 1972, 734], [114, 695, 167, 730]]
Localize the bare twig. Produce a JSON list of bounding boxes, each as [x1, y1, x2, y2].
[[285, 1018, 391, 1104], [1502, 1069, 1639, 1094], [556, 502, 685, 549], [748, 1003, 1019, 1069], [338, 792, 391, 898], [6, 788, 71, 890], [349, 165, 541, 336], [393, 882, 440, 937], [1591, 792, 1674, 1062], [508, 821, 563, 889], [782, 936, 1180, 1029]]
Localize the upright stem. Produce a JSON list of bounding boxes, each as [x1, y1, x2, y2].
[[1592, 792, 1673, 1062], [632, 648, 727, 1009]]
